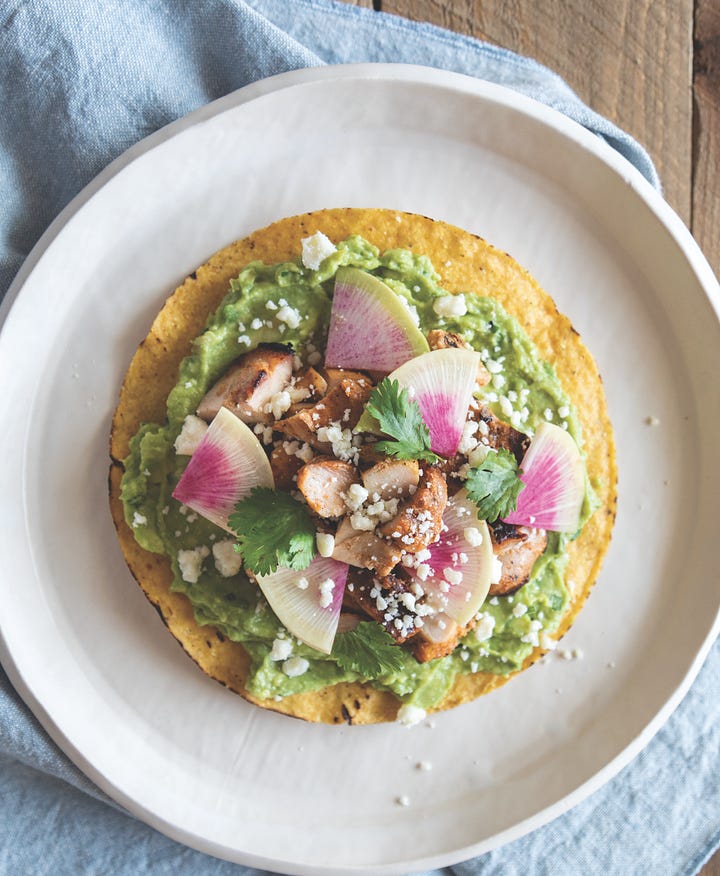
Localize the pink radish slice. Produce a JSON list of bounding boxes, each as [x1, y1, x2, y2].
[[172, 407, 273, 531], [407, 488, 493, 627], [256, 557, 349, 653], [503, 421, 585, 532], [387, 348, 482, 457], [324, 267, 429, 372]]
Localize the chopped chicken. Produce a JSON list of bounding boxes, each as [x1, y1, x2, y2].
[[343, 569, 422, 644], [196, 344, 293, 424], [411, 614, 475, 662], [287, 367, 328, 407], [427, 330, 490, 385], [471, 405, 529, 462], [269, 444, 308, 491], [297, 459, 360, 518], [361, 458, 420, 502], [331, 526, 401, 577], [488, 521, 548, 596], [379, 465, 448, 553], [274, 375, 372, 449], [322, 368, 372, 391]]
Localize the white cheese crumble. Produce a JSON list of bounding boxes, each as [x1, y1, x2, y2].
[[443, 568, 463, 587], [265, 389, 292, 420], [318, 577, 336, 608], [489, 555, 503, 585], [212, 540, 243, 577], [474, 612, 496, 642], [433, 294, 467, 317], [301, 231, 337, 270], [282, 656, 310, 677], [132, 512, 147, 528], [177, 545, 210, 584], [463, 526, 483, 547], [396, 704, 427, 727], [277, 304, 302, 329], [539, 632, 557, 651], [174, 415, 209, 456], [270, 637, 293, 661], [512, 602, 528, 618], [316, 532, 335, 558]]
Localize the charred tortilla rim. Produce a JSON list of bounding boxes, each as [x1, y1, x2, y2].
[[109, 208, 617, 725]]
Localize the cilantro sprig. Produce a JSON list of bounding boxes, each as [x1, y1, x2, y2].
[[365, 378, 439, 463], [228, 487, 316, 575], [332, 622, 406, 676], [465, 449, 525, 522]]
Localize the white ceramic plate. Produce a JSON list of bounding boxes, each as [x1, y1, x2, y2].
[[1, 65, 719, 875]]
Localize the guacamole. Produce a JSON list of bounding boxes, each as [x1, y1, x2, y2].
[[121, 235, 594, 711]]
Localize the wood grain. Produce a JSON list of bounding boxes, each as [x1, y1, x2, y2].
[[692, 0, 720, 277], [381, 0, 694, 224]]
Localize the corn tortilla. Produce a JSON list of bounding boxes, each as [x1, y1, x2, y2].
[[109, 208, 617, 724]]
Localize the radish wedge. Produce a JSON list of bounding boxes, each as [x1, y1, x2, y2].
[[324, 267, 429, 372], [503, 421, 585, 532], [408, 488, 493, 626], [172, 407, 273, 531], [388, 348, 482, 457], [256, 557, 349, 654]]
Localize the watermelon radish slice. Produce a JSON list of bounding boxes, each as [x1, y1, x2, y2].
[[503, 421, 585, 532], [172, 407, 273, 531], [407, 488, 493, 626], [324, 267, 429, 372], [256, 557, 349, 653], [386, 348, 482, 457]]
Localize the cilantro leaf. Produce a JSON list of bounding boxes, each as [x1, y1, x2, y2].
[[465, 449, 525, 521], [228, 487, 316, 575], [332, 622, 407, 677], [365, 378, 439, 463]]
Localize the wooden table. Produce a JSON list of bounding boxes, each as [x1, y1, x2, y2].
[[342, 1, 720, 872], [344, 0, 719, 280]]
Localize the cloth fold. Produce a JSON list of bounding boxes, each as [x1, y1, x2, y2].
[[0, 1, 713, 874]]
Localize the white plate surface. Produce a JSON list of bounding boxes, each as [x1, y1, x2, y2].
[[1, 65, 719, 875]]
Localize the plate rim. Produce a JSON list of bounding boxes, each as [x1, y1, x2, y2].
[[1, 63, 720, 875]]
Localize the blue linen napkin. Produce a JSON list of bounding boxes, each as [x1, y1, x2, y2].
[[0, 1, 712, 874]]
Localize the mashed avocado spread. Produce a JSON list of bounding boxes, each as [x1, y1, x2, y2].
[[121, 235, 593, 710]]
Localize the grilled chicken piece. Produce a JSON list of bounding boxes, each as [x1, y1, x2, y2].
[[322, 368, 372, 391], [343, 570, 422, 644], [472, 405, 529, 463], [361, 459, 420, 502], [411, 614, 475, 662], [427, 329, 471, 351], [427, 331, 490, 385], [488, 520, 548, 596], [287, 367, 328, 407], [197, 344, 294, 424], [332, 519, 402, 577], [269, 444, 307, 491], [274, 376, 373, 449], [379, 466, 448, 553], [296, 459, 360, 518]]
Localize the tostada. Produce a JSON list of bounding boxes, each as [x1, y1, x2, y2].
[[109, 208, 616, 725]]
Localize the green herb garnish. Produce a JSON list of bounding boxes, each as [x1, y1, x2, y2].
[[365, 378, 439, 463], [332, 622, 407, 676], [228, 487, 316, 575], [465, 448, 525, 521]]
